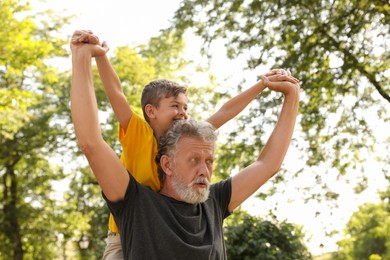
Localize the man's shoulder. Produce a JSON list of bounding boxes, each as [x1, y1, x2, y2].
[[210, 178, 231, 190], [209, 178, 232, 199]]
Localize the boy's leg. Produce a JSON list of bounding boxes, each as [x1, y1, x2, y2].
[[101, 231, 123, 260]]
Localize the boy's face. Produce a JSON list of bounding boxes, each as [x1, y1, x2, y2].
[[154, 93, 188, 134]]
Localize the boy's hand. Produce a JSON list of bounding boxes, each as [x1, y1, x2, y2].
[[265, 72, 300, 84], [264, 68, 291, 77]]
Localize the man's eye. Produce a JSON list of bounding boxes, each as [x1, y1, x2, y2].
[[190, 158, 198, 163]]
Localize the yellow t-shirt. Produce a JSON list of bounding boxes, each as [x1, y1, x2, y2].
[[108, 113, 161, 233]]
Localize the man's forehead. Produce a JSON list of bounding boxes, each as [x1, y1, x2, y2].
[[177, 136, 215, 151]]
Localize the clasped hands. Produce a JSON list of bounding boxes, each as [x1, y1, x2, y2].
[[70, 30, 109, 57], [70, 30, 300, 94]]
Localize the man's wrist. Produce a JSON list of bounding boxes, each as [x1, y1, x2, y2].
[[72, 49, 92, 62], [284, 87, 300, 104]]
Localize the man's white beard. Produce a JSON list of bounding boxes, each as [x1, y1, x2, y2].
[[172, 174, 210, 204]]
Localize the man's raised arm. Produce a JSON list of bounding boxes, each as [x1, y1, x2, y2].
[[228, 73, 300, 212], [70, 31, 129, 202]]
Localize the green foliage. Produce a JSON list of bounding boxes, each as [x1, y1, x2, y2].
[[224, 210, 312, 259], [172, 0, 390, 182], [0, 0, 74, 259], [333, 187, 390, 259], [172, 2, 390, 254], [138, 29, 189, 80], [62, 167, 109, 259], [0, 88, 40, 139], [215, 89, 282, 179]]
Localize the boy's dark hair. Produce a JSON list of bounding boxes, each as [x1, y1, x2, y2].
[[141, 79, 187, 122]]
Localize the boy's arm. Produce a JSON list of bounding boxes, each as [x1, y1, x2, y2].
[[70, 33, 129, 202], [71, 30, 132, 131], [95, 50, 133, 131], [206, 80, 266, 129], [206, 69, 294, 129], [228, 74, 300, 212]]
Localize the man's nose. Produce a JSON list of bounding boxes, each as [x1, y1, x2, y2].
[[199, 162, 211, 177]]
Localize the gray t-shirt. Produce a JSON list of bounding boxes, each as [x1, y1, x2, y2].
[[104, 176, 232, 260]]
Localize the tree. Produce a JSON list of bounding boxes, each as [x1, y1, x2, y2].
[[138, 29, 189, 80], [333, 186, 390, 259], [171, 0, 389, 179], [169, 2, 390, 248], [170, 0, 390, 252], [224, 210, 312, 259], [0, 0, 73, 258]]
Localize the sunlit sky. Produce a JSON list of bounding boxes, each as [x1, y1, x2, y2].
[[30, 0, 389, 256]]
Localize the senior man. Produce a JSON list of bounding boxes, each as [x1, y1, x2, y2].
[[70, 31, 300, 259]]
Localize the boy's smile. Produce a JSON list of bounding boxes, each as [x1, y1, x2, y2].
[[149, 93, 189, 138]]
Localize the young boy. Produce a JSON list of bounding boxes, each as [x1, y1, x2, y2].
[[71, 30, 294, 259]]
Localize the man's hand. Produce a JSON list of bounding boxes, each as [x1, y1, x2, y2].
[[254, 69, 299, 93], [71, 30, 100, 44], [262, 73, 300, 95], [263, 68, 299, 83]]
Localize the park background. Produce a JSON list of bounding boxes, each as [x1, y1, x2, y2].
[[1, 0, 389, 259]]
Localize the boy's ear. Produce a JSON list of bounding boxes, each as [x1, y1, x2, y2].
[[160, 155, 173, 177], [144, 104, 156, 119]]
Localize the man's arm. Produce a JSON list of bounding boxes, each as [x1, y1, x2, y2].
[[228, 74, 300, 212], [70, 32, 129, 202], [207, 69, 294, 129]]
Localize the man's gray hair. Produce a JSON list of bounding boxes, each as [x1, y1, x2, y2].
[[155, 119, 218, 183]]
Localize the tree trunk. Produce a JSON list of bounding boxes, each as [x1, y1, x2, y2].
[[3, 167, 23, 260]]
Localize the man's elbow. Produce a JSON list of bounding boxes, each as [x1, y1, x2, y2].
[[270, 167, 280, 178], [258, 160, 282, 178], [77, 136, 104, 157]]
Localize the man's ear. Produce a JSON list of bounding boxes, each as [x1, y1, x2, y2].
[[160, 155, 173, 177], [145, 104, 156, 119]]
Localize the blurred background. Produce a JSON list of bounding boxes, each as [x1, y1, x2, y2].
[[1, 0, 389, 259]]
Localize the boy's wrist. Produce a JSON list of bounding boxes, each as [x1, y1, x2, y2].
[[95, 54, 107, 61], [256, 80, 267, 92], [95, 54, 110, 66]]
